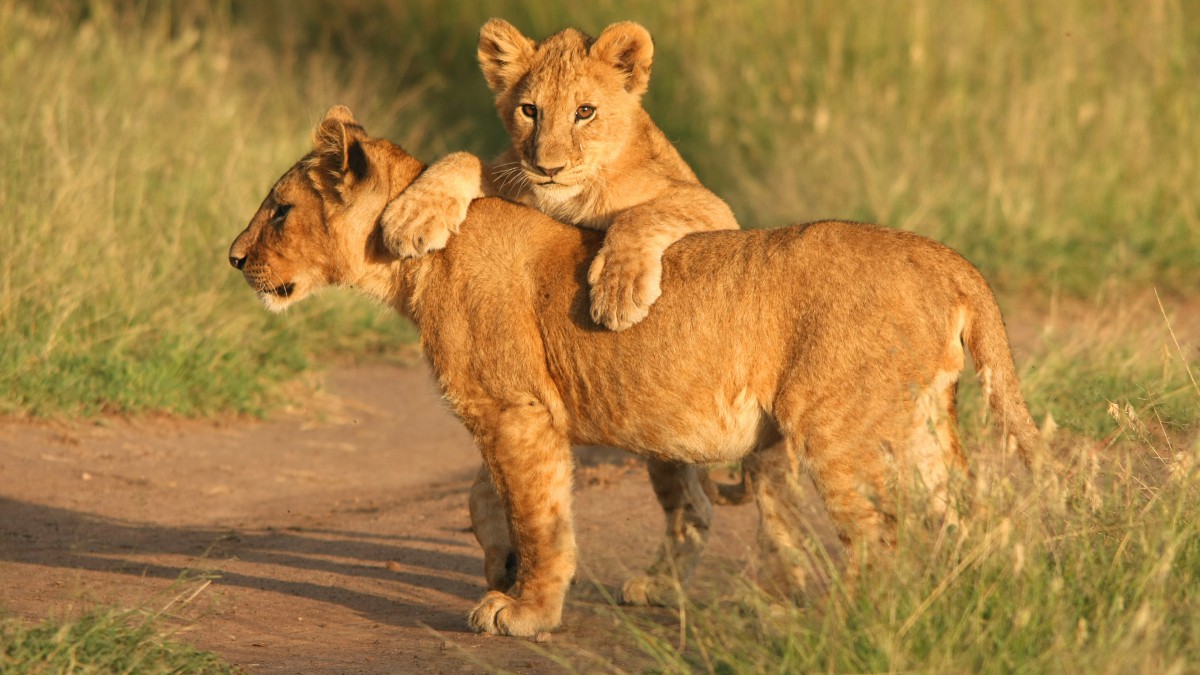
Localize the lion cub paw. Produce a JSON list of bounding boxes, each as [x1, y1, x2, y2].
[[587, 247, 663, 331], [381, 181, 468, 259], [467, 590, 560, 637], [619, 574, 682, 607]]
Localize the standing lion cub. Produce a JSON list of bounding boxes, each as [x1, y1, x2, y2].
[[229, 107, 1043, 637], [383, 19, 744, 608]]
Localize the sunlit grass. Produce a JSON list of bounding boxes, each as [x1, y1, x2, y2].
[[0, 573, 234, 674], [947, 295, 1200, 439], [620, 378, 1200, 673], [0, 610, 235, 675]]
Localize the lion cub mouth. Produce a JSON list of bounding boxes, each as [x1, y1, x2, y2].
[[531, 180, 583, 200], [255, 281, 301, 313]]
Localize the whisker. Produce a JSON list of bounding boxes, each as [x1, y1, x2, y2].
[[495, 166, 532, 196], [493, 168, 521, 194]]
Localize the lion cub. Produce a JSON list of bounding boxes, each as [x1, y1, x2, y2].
[[230, 106, 1045, 637], [382, 20, 742, 607], [381, 19, 738, 331]]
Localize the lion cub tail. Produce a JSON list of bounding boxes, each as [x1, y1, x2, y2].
[[962, 289, 1044, 472]]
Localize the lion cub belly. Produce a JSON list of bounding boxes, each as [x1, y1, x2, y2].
[[576, 386, 769, 464]]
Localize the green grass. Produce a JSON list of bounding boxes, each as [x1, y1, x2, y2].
[[0, 572, 235, 675], [947, 296, 1200, 439], [2, 0, 1197, 418], [0, 610, 236, 674]]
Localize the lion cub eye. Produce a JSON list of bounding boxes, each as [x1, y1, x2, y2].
[[575, 105, 595, 121], [271, 203, 292, 227], [520, 104, 538, 119]]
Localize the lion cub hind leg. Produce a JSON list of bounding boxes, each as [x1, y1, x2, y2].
[[620, 461, 714, 607], [468, 465, 517, 592], [746, 440, 823, 599], [803, 432, 899, 580], [467, 404, 576, 637]]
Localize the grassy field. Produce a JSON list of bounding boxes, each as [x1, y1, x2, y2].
[[629, 428, 1200, 673], [1, 0, 1198, 670]]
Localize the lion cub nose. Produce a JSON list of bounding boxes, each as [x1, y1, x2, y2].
[[229, 255, 247, 270], [536, 163, 566, 179]]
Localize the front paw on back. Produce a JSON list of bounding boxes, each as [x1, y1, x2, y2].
[[587, 248, 663, 331], [381, 189, 462, 259], [467, 590, 560, 637]]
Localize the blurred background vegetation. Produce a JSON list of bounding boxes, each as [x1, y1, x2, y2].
[[1, 0, 1197, 423]]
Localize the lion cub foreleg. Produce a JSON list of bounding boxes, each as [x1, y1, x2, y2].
[[467, 404, 576, 637], [587, 185, 738, 331], [620, 460, 713, 606], [380, 152, 485, 259]]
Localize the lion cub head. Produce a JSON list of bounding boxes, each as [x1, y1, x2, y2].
[[228, 106, 422, 312], [478, 19, 654, 206]]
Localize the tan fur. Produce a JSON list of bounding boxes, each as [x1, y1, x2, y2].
[[381, 19, 744, 607], [380, 19, 738, 330], [229, 108, 1043, 637]]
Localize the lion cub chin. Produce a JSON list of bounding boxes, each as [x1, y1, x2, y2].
[[380, 19, 739, 332]]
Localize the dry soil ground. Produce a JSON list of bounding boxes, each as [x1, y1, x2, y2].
[[0, 364, 807, 673]]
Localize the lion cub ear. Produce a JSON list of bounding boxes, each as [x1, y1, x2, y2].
[[309, 105, 369, 199], [478, 19, 535, 94], [590, 22, 654, 96]]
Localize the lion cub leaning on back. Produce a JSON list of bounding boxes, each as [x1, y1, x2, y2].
[[381, 19, 737, 330], [382, 20, 743, 608]]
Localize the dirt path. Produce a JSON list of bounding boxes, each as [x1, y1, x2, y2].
[[0, 364, 778, 673]]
